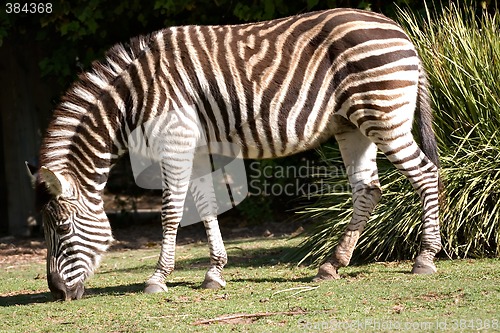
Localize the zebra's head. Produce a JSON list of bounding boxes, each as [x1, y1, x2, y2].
[[29, 165, 113, 300]]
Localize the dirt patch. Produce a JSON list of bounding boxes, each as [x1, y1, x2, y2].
[[0, 215, 305, 267], [0, 239, 46, 267]]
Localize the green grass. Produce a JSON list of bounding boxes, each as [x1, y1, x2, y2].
[[399, 2, 500, 259], [1, 236, 499, 332]]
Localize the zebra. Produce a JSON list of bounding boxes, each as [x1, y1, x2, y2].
[[27, 8, 442, 301]]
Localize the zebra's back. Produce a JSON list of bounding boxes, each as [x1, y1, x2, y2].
[[139, 8, 420, 160]]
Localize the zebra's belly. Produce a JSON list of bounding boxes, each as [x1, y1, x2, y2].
[[222, 127, 332, 160], [213, 113, 338, 160]]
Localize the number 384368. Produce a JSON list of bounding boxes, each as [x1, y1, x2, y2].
[[6, 3, 52, 14]]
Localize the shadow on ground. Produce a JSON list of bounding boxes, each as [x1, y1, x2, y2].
[[0, 241, 307, 307], [0, 283, 147, 306], [167, 239, 304, 270], [0, 292, 52, 307]]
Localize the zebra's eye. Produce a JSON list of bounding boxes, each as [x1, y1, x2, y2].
[[56, 223, 71, 235]]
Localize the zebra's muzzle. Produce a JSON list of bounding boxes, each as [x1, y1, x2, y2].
[[48, 272, 84, 301]]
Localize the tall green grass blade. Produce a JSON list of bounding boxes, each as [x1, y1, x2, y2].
[[292, 3, 500, 265]]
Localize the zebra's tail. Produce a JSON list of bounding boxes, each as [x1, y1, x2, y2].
[[416, 65, 443, 193]]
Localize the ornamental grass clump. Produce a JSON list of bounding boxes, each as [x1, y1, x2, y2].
[[294, 4, 500, 265]]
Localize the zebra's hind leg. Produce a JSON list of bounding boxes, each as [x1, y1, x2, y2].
[[376, 135, 441, 274], [201, 217, 227, 289], [314, 126, 381, 282]]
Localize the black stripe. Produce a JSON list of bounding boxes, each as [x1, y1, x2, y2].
[[335, 80, 415, 114]]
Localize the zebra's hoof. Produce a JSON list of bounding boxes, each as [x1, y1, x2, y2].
[[312, 262, 341, 282], [201, 279, 224, 289], [411, 257, 437, 274], [201, 273, 226, 289], [144, 283, 168, 293]]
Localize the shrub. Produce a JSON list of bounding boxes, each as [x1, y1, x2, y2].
[[293, 3, 500, 266]]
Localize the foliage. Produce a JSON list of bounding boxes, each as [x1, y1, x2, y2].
[[0, 0, 430, 85], [1, 236, 499, 331], [405, 2, 500, 258], [0, 0, 434, 224], [238, 156, 319, 223], [294, 3, 500, 266], [2, 1, 492, 227]]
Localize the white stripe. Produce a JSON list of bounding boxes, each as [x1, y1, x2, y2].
[[87, 72, 108, 89], [72, 86, 96, 103]]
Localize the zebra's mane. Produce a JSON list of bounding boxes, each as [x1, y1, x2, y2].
[[41, 33, 154, 168], [61, 33, 152, 116]]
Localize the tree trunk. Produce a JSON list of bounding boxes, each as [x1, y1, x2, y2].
[[0, 40, 56, 236]]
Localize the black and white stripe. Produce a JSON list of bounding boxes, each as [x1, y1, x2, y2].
[[33, 8, 441, 300]]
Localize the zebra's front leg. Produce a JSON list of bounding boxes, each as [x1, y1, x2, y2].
[[145, 149, 194, 293], [201, 217, 227, 289], [314, 127, 381, 282], [188, 155, 228, 289], [145, 221, 179, 293], [145, 185, 187, 293]]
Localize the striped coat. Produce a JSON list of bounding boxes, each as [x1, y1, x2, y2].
[[30, 8, 441, 300]]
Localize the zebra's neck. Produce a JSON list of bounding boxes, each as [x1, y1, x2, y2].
[[40, 34, 155, 193]]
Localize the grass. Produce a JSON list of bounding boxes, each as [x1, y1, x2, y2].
[[1, 236, 499, 332], [399, 2, 500, 259]]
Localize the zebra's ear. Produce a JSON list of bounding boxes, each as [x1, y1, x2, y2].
[[38, 166, 64, 197], [25, 161, 38, 188]]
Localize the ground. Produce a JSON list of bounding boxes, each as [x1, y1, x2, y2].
[[1, 233, 499, 332], [1, 192, 499, 332], [0, 208, 305, 267]]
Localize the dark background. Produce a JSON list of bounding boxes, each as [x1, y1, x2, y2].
[[0, 0, 495, 236]]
